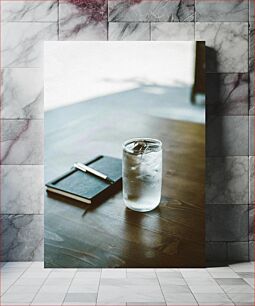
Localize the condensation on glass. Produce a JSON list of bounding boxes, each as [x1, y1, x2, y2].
[[122, 138, 162, 212]]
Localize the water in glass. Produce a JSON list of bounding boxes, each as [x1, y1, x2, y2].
[[122, 138, 162, 212]]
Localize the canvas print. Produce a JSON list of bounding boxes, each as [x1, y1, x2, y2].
[[44, 41, 205, 268]]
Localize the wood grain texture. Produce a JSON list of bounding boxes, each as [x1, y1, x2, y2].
[[45, 100, 205, 268]]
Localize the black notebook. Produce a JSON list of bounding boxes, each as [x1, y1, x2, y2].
[[46, 155, 122, 204]]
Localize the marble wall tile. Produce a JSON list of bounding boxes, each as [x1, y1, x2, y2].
[[206, 205, 248, 241], [0, 119, 44, 165], [206, 116, 248, 156], [1, 22, 58, 68], [249, 24, 254, 114], [206, 156, 248, 205], [206, 73, 249, 116], [1, 68, 43, 119], [151, 22, 194, 40], [249, 205, 254, 241], [227, 242, 249, 262], [249, 71, 254, 114], [59, 1, 107, 40], [195, 22, 248, 73], [249, 241, 254, 260], [249, 24, 254, 72], [249, 116, 254, 155], [249, 156, 254, 205], [250, 0, 254, 22], [0, 0, 252, 263], [1, 165, 44, 214], [205, 242, 227, 263], [108, 0, 195, 22], [195, 0, 248, 22], [1, 0, 58, 22], [109, 22, 150, 40], [0, 214, 43, 261]]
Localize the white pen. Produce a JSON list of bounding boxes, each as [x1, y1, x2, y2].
[[73, 162, 114, 184]]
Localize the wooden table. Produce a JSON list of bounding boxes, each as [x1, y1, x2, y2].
[[45, 98, 205, 268]]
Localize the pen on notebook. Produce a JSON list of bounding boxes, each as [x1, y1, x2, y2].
[[73, 162, 114, 184]]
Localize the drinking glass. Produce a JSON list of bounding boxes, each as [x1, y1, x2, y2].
[[122, 138, 162, 212]]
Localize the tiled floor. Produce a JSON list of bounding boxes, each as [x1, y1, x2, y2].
[[0, 262, 254, 305]]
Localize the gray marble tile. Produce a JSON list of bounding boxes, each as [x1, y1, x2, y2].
[[127, 303, 166, 306], [97, 279, 164, 304], [250, 0, 254, 22], [205, 242, 227, 263], [0, 214, 43, 261], [249, 157, 254, 205], [59, 1, 107, 40], [249, 241, 254, 260], [249, 70, 254, 114], [249, 25, 254, 114], [206, 73, 249, 116], [206, 157, 248, 205], [249, 24, 254, 72], [1, 22, 58, 68], [188, 280, 225, 293], [230, 262, 254, 272], [64, 293, 97, 303], [160, 284, 191, 295], [227, 242, 249, 262], [109, 22, 150, 40], [192, 293, 234, 305], [1, 68, 43, 119], [206, 205, 248, 241], [237, 272, 254, 279], [126, 269, 157, 279], [206, 116, 248, 156], [162, 293, 197, 305], [101, 269, 126, 279], [1, 0, 58, 22], [108, 0, 195, 22], [195, 22, 248, 73], [0, 119, 43, 165], [1, 165, 43, 214], [249, 204, 254, 240], [227, 292, 254, 305], [207, 267, 241, 278], [151, 22, 194, 40], [195, 0, 248, 22], [249, 116, 254, 155]]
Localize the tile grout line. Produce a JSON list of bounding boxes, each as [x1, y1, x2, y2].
[[1, 262, 33, 296], [154, 268, 167, 306], [207, 267, 241, 305], [179, 269, 200, 305], [29, 267, 54, 305], [214, 281, 240, 306], [61, 268, 78, 305], [224, 264, 254, 305], [95, 268, 102, 305]]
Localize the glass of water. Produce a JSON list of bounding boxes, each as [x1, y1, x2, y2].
[[122, 138, 162, 212]]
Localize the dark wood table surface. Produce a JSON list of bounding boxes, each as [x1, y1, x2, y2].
[[45, 97, 205, 268]]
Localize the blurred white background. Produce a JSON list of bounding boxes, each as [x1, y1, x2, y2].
[[44, 41, 205, 123]]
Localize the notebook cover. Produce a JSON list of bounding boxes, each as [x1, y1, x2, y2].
[[46, 155, 122, 204]]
